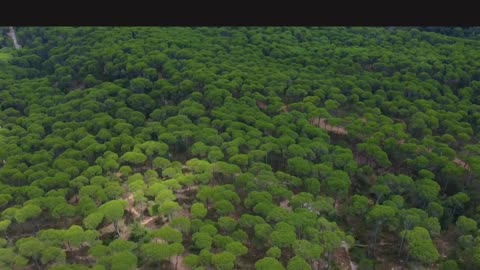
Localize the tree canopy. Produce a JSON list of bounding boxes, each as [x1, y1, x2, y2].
[[0, 26, 479, 269]]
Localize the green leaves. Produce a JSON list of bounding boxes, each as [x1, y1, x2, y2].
[[211, 252, 236, 270], [16, 237, 45, 259], [191, 203, 208, 219], [292, 240, 323, 262], [192, 232, 213, 250], [98, 200, 127, 224], [271, 222, 297, 248], [225, 241, 248, 257], [119, 152, 147, 166], [150, 226, 183, 243], [83, 212, 104, 230], [140, 242, 171, 263], [287, 256, 312, 270], [367, 205, 397, 226], [0, 220, 11, 233], [456, 216, 477, 235], [14, 204, 42, 224], [255, 257, 285, 270], [404, 226, 440, 264], [2, 26, 480, 270], [287, 157, 312, 177]]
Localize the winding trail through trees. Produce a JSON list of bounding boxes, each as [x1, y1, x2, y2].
[[171, 255, 189, 270], [126, 193, 155, 226], [7, 27, 21, 49], [125, 192, 191, 270], [309, 117, 348, 135], [341, 241, 358, 270], [279, 199, 292, 211], [261, 99, 472, 172], [454, 157, 471, 171]]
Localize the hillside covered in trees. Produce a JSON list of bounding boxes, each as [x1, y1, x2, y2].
[[0, 26, 480, 270]]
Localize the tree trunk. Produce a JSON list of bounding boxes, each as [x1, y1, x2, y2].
[[327, 251, 332, 270], [405, 249, 411, 263], [140, 203, 145, 220], [114, 221, 120, 236], [33, 257, 41, 270], [442, 178, 450, 193], [398, 231, 406, 256], [371, 224, 380, 257]]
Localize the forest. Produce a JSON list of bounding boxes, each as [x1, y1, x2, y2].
[[0, 26, 479, 269]]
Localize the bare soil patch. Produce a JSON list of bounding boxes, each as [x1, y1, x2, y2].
[[309, 117, 348, 135]]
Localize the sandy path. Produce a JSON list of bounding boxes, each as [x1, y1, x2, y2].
[[141, 217, 155, 226], [309, 117, 348, 135], [256, 100, 268, 110], [341, 241, 357, 270], [125, 193, 158, 228], [126, 192, 190, 269], [279, 199, 292, 211], [171, 255, 189, 270], [7, 27, 21, 49], [126, 193, 141, 218], [454, 157, 471, 171]]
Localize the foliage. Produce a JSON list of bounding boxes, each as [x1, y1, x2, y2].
[[0, 26, 480, 269]]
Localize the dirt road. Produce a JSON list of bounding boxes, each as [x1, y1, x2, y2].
[[7, 27, 21, 49]]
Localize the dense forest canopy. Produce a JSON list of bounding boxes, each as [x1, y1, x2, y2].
[[0, 26, 479, 269]]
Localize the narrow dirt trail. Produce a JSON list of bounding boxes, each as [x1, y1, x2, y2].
[[171, 255, 189, 270], [341, 241, 358, 270], [335, 200, 341, 212], [400, 140, 471, 172], [279, 199, 292, 211], [126, 193, 158, 228], [454, 157, 471, 171], [141, 216, 155, 226], [7, 27, 21, 49], [309, 117, 348, 135], [126, 192, 191, 269], [126, 193, 141, 218]]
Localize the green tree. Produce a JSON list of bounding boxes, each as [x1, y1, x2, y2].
[[271, 222, 297, 248], [98, 200, 127, 236], [211, 252, 236, 270], [439, 260, 459, 270], [287, 157, 312, 177], [158, 200, 181, 221], [110, 251, 138, 270], [218, 217, 237, 233], [456, 216, 477, 235], [193, 232, 213, 250], [119, 152, 147, 167], [0, 220, 11, 238], [225, 241, 248, 257], [292, 239, 323, 267], [266, 246, 281, 258], [287, 256, 312, 270], [366, 205, 397, 254], [404, 226, 439, 264], [140, 242, 171, 266], [255, 257, 285, 270], [151, 226, 183, 243], [83, 212, 104, 230], [40, 246, 65, 266], [350, 194, 369, 216], [15, 204, 42, 224], [15, 237, 45, 268]]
